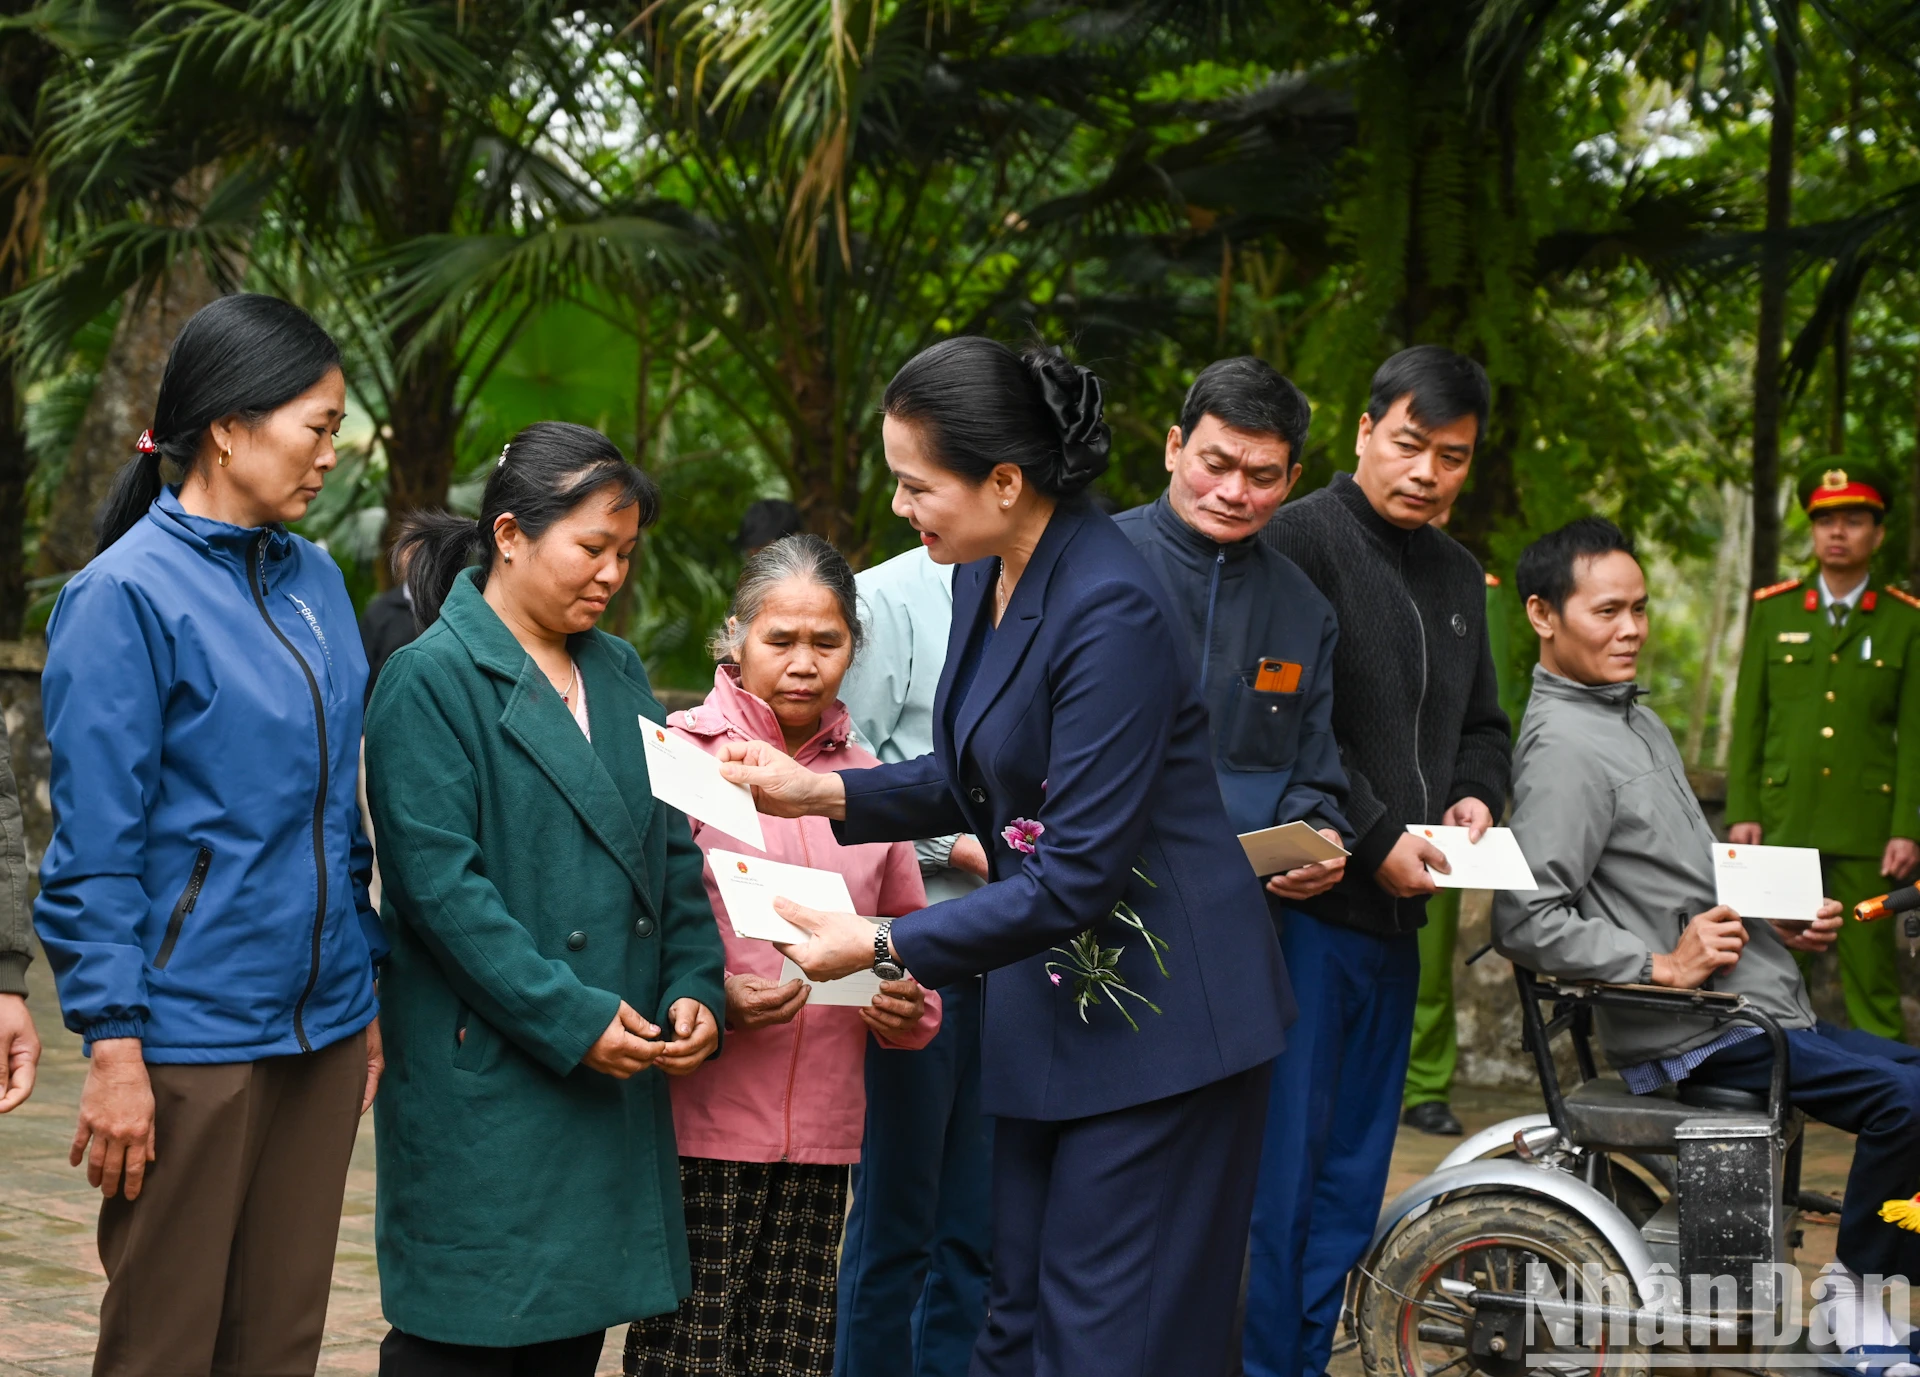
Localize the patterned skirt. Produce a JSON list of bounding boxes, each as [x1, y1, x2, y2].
[[625, 1157, 850, 1377]]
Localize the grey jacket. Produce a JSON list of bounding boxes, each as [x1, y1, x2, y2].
[[0, 728, 30, 996], [1493, 666, 1813, 1068]]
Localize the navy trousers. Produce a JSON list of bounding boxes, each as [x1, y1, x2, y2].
[[972, 1062, 1271, 1377], [836, 977, 994, 1377], [1244, 910, 1420, 1377], [1692, 1019, 1920, 1280]]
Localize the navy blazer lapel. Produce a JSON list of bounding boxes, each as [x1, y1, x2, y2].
[[951, 501, 1090, 768]]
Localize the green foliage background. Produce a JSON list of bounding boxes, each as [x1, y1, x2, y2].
[[4, 0, 1918, 752]]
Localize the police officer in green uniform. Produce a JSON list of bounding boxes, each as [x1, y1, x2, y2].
[[1727, 468, 1920, 1040]]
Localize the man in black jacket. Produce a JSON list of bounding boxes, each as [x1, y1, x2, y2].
[[1245, 346, 1511, 1377]]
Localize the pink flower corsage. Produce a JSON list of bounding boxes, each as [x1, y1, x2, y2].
[[1002, 817, 1044, 854]]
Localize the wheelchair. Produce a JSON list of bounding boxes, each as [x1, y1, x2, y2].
[[1352, 966, 1840, 1377]]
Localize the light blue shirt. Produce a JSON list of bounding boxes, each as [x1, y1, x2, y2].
[[841, 547, 985, 905]]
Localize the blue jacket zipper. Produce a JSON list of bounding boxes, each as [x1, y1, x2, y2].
[[1200, 550, 1225, 687], [250, 535, 329, 1054]]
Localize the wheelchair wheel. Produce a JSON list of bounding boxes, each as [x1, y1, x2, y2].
[[1357, 1190, 1646, 1377]]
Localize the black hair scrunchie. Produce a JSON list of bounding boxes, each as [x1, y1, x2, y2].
[[1032, 358, 1111, 490]]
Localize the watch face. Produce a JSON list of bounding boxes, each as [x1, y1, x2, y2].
[[875, 960, 905, 982]]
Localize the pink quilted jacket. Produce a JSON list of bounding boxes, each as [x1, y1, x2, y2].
[[665, 665, 938, 1165]]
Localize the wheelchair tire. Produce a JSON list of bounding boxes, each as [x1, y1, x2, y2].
[[1356, 1190, 1647, 1377]]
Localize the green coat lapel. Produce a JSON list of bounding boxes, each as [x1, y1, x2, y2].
[[440, 573, 657, 913]]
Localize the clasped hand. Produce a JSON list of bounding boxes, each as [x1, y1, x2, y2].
[[582, 997, 718, 1079]]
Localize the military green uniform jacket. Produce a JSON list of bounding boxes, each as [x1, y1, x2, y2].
[[1726, 577, 1920, 857], [365, 570, 726, 1347]]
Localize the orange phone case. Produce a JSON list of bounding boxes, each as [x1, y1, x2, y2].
[[1255, 659, 1302, 693]]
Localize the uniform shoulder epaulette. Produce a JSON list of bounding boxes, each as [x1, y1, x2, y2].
[[1884, 585, 1920, 611], [1752, 578, 1801, 602], [1484, 572, 1501, 588]]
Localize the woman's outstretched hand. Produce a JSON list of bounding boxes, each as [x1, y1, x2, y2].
[[771, 897, 879, 981], [715, 740, 848, 820]]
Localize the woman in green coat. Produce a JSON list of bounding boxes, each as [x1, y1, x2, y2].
[[365, 422, 726, 1375]]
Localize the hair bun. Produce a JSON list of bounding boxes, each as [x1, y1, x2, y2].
[[1024, 348, 1111, 496]]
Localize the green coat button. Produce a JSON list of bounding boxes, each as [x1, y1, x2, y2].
[[566, 931, 587, 951], [635, 916, 657, 938]]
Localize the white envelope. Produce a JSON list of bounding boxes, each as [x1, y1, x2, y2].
[[1239, 821, 1349, 877], [708, 849, 857, 943], [779, 957, 882, 1007], [1408, 824, 1538, 891], [1713, 842, 1824, 923], [638, 714, 766, 851]]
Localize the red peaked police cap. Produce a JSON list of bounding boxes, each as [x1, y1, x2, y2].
[[1806, 468, 1885, 515]]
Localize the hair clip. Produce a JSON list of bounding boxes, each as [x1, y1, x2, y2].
[[135, 430, 157, 455], [496, 444, 510, 468]]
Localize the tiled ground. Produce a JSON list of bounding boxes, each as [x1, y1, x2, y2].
[[0, 947, 1860, 1377], [0, 952, 627, 1376]]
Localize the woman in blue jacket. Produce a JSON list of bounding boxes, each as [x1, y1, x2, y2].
[[34, 294, 383, 1376], [720, 338, 1291, 1377]]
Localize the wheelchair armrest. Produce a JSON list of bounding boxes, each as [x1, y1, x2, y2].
[[1535, 977, 1741, 1005], [1525, 978, 1792, 1137]]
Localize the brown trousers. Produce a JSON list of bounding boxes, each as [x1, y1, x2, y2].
[[92, 1029, 367, 1377]]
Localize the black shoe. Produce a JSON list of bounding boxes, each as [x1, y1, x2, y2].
[[1402, 1101, 1464, 1136]]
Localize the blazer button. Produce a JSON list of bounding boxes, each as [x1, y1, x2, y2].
[[634, 916, 657, 938], [969, 787, 987, 804], [566, 930, 588, 951]]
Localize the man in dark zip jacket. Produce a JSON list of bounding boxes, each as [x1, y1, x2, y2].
[[1115, 356, 1351, 871], [1245, 346, 1511, 1377]]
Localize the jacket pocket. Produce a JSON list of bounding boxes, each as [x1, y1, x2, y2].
[[155, 847, 213, 970], [453, 1005, 494, 1073], [1765, 647, 1813, 697], [1219, 675, 1308, 772]]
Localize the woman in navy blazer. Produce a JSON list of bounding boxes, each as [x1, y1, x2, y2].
[[721, 338, 1291, 1376]]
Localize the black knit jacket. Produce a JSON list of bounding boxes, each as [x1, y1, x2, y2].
[[1260, 471, 1512, 936]]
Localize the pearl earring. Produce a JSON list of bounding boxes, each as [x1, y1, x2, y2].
[[1001, 500, 1010, 508], [503, 551, 512, 563]]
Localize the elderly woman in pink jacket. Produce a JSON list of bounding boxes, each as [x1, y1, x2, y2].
[[627, 534, 940, 1377]]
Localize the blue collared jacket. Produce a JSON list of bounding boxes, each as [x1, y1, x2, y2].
[[1115, 493, 1351, 844], [35, 487, 382, 1060]]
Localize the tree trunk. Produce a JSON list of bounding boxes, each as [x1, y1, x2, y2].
[[36, 260, 223, 578], [1685, 483, 1744, 764], [381, 334, 461, 564], [1908, 349, 1920, 588], [1749, 1, 1798, 591], [1715, 488, 1754, 768], [782, 319, 857, 547], [0, 366, 26, 638]]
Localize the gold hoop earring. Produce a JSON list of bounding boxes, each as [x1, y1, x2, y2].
[[218, 447, 231, 468]]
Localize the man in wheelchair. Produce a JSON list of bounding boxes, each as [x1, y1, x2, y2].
[[1493, 518, 1920, 1374]]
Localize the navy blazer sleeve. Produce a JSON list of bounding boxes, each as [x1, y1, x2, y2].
[[1275, 605, 1352, 844], [837, 751, 968, 844], [843, 579, 1178, 988]]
